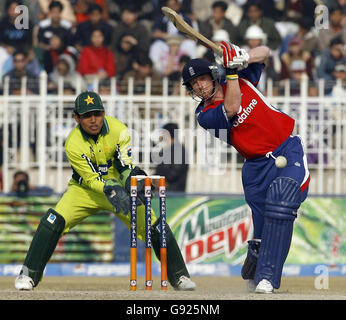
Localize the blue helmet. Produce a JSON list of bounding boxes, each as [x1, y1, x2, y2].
[[182, 59, 219, 86]]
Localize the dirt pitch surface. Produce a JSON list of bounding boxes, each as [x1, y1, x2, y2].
[[0, 276, 345, 300]]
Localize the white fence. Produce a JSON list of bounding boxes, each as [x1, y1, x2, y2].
[[1, 72, 346, 194]]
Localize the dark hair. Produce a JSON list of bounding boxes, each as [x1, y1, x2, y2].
[[162, 123, 178, 139], [330, 35, 343, 47], [13, 170, 29, 182], [13, 49, 27, 59], [246, 0, 262, 10], [329, 5, 343, 15], [91, 27, 105, 37], [122, 3, 138, 14], [5, 0, 22, 11], [212, 1, 228, 12], [49, 0, 64, 12], [135, 53, 153, 67], [88, 3, 103, 14]]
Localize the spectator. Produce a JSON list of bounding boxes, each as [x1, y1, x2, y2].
[[150, 34, 190, 77], [9, 170, 53, 197], [331, 61, 346, 96], [77, 28, 116, 83], [244, 25, 279, 92], [73, 3, 113, 51], [38, 0, 76, 24], [152, 123, 189, 192], [2, 50, 39, 95], [0, 0, 33, 54], [317, 36, 346, 93], [317, 6, 346, 53], [111, 4, 151, 55], [151, 0, 196, 58], [198, 1, 237, 44], [48, 53, 86, 93], [280, 0, 316, 27], [74, 0, 109, 24], [199, 29, 230, 64], [0, 45, 11, 79], [108, 0, 155, 27], [279, 18, 319, 58], [42, 30, 69, 75], [236, 0, 282, 50], [169, 54, 191, 95], [121, 55, 162, 95], [36, 1, 72, 51], [280, 37, 314, 81], [113, 33, 139, 81]]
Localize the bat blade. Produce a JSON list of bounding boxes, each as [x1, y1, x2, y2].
[[161, 6, 223, 56]]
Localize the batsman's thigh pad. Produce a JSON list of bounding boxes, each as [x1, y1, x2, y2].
[[254, 177, 301, 289], [151, 219, 190, 287], [22, 209, 65, 285]]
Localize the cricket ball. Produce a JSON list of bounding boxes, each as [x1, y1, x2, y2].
[[275, 156, 287, 168]]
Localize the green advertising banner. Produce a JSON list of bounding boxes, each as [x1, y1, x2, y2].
[[151, 196, 346, 266], [0, 195, 345, 267]]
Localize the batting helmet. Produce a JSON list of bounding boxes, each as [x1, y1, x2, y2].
[[182, 59, 220, 87]]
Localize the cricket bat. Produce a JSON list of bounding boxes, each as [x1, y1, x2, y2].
[[161, 6, 223, 56]]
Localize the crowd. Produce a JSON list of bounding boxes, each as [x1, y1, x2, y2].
[[0, 0, 345, 97]]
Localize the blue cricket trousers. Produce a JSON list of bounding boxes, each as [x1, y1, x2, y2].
[[242, 135, 310, 239]]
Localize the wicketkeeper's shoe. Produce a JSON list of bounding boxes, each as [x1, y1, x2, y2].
[[174, 276, 196, 291], [247, 279, 256, 293], [14, 274, 34, 291], [255, 279, 274, 294]]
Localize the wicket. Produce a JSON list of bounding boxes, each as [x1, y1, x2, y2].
[[130, 175, 168, 291]]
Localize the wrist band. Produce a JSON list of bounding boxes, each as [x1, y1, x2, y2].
[[226, 74, 239, 80]]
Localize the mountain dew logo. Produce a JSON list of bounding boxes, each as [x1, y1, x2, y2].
[[177, 200, 253, 263]]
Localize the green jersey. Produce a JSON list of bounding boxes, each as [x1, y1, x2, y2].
[[64, 116, 133, 193]]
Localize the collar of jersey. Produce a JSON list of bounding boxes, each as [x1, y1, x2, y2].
[[79, 118, 109, 141]]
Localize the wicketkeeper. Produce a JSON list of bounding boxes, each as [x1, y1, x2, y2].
[[15, 91, 196, 291]]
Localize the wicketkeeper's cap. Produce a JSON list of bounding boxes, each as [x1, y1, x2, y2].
[[74, 91, 104, 115]]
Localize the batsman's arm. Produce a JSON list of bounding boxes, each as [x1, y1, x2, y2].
[[248, 45, 270, 65]]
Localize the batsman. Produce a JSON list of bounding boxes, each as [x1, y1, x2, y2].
[[14, 91, 196, 291]]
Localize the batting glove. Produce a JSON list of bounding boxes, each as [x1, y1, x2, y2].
[[219, 41, 249, 73], [104, 179, 131, 214]]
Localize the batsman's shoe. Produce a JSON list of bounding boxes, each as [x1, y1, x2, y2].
[[174, 276, 196, 291], [255, 279, 274, 294], [15, 274, 34, 291], [247, 279, 256, 293]]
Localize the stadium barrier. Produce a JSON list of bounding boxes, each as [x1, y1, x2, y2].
[[0, 73, 346, 194]]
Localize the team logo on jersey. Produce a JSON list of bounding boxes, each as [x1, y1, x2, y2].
[[127, 147, 132, 157], [98, 164, 108, 175], [233, 99, 258, 128]]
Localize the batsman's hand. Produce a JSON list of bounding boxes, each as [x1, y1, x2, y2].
[[218, 41, 249, 72], [104, 179, 131, 214]]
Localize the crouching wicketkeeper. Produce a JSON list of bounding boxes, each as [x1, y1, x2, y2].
[[15, 91, 196, 291]]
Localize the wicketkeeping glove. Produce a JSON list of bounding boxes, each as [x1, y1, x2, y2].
[[119, 166, 155, 205], [218, 41, 249, 73], [104, 179, 131, 214]]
